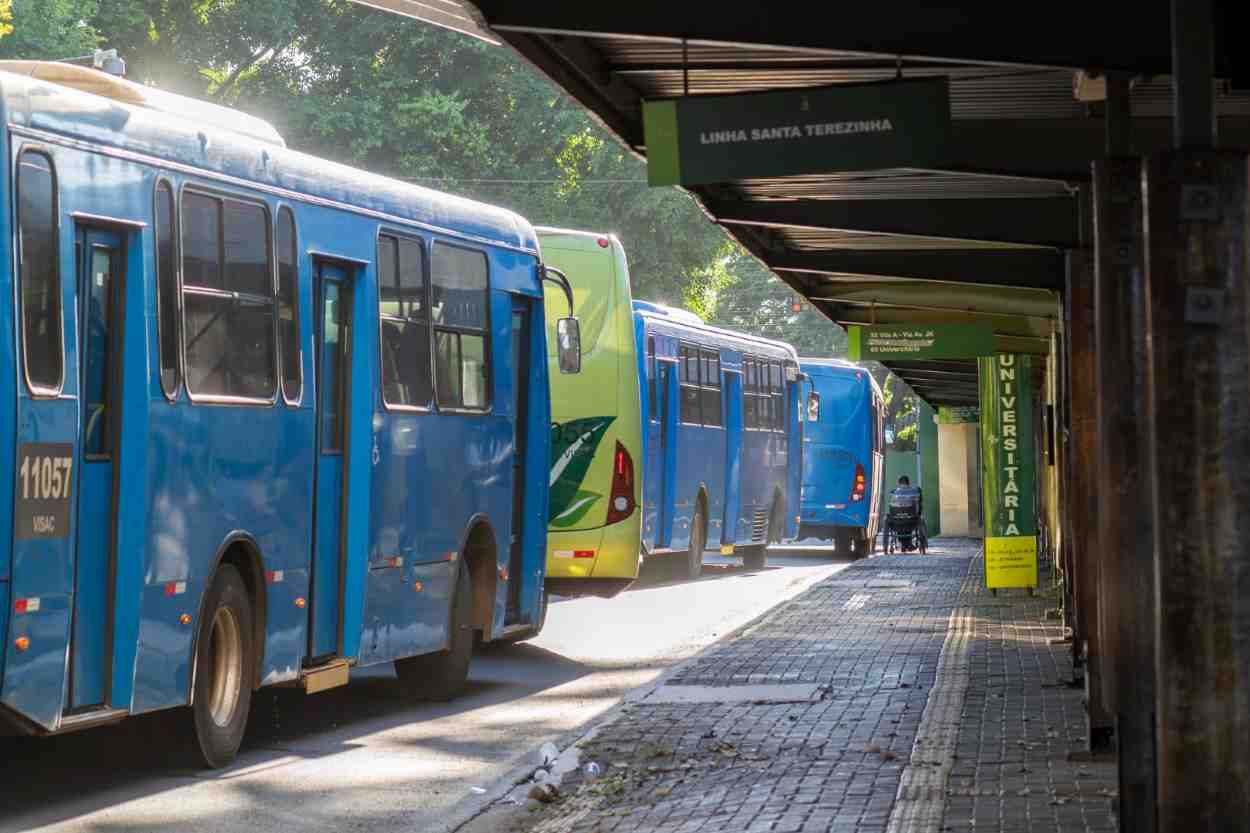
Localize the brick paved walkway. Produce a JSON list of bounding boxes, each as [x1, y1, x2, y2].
[[483, 540, 1117, 833]]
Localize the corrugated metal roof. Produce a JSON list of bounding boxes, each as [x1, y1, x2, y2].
[[456, 14, 1250, 404]]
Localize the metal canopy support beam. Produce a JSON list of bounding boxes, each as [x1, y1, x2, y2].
[[350, 0, 499, 42], [496, 31, 646, 147], [709, 197, 1078, 248], [1150, 5, 1250, 828], [1066, 246, 1114, 751], [472, 3, 1182, 75], [1146, 149, 1250, 832], [1094, 158, 1157, 833], [1171, 0, 1216, 148], [770, 250, 1064, 290]]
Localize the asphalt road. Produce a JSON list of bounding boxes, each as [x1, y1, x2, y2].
[[0, 546, 851, 833]]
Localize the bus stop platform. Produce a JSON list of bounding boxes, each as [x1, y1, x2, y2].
[[474, 540, 1117, 833]]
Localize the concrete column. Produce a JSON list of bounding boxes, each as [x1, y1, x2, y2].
[[1093, 157, 1156, 831], [1145, 150, 1250, 831], [937, 423, 971, 536], [1065, 248, 1114, 749]]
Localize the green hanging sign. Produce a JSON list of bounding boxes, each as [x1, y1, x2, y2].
[[979, 354, 1038, 589], [847, 324, 995, 361], [643, 77, 951, 187], [938, 405, 980, 424]]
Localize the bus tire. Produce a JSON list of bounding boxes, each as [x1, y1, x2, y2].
[[686, 501, 707, 580], [833, 528, 852, 558], [188, 564, 255, 769], [741, 545, 767, 570], [395, 565, 473, 700], [851, 529, 870, 560]]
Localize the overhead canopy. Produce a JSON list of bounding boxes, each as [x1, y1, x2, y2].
[[355, 1, 1250, 405]]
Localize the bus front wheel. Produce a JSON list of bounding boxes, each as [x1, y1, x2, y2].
[[188, 564, 255, 769], [395, 564, 473, 700]]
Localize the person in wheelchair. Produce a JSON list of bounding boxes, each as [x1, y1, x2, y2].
[[884, 475, 927, 554]]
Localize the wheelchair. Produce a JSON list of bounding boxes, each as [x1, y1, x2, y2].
[[882, 493, 928, 555]]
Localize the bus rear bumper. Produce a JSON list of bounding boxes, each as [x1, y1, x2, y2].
[[544, 577, 633, 599], [546, 519, 642, 593], [799, 503, 872, 541]]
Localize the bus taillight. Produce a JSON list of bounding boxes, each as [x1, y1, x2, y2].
[[607, 441, 636, 524], [850, 463, 866, 502]]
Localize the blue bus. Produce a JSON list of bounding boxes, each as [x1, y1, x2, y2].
[[0, 63, 578, 767], [635, 302, 801, 577], [797, 359, 885, 557]]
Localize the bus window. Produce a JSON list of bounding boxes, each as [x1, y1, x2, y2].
[[700, 348, 721, 427], [17, 149, 62, 393], [770, 361, 784, 431], [807, 391, 821, 423], [679, 343, 701, 424], [379, 234, 432, 408], [276, 207, 301, 404], [181, 192, 277, 400], [155, 180, 179, 398], [431, 242, 489, 411], [647, 336, 657, 421], [745, 355, 755, 427]]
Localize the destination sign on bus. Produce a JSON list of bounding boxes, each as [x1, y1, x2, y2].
[[847, 323, 994, 361], [643, 77, 951, 186]]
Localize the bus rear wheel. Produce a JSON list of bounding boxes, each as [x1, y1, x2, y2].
[[188, 565, 255, 769], [395, 564, 473, 700], [685, 501, 707, 580], [851, 529, 871, 560]]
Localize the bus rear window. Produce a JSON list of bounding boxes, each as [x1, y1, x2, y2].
[[18, 149, 62, 393], [820, 374, 863, 428]]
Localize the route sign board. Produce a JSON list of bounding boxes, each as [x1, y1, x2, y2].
[[643, 77, 951, 186], [847, 323, 994, 361]]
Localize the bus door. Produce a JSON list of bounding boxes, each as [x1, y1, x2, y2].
[[68, 226, 124, 710], [655, 357, 679, 548], [785, 371, 803, 539], [721, 369, 743, 547], [506, 297, 531, 624], [310, 260, 352, 658]]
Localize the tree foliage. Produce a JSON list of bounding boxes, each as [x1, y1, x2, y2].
[[8, 1, 918, 412]]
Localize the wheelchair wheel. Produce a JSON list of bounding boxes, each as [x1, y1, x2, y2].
[[918, 519, 928, 555], [883, 524, 894, 554]]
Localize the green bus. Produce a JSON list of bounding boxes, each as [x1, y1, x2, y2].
[[540, 228, 643, 599]]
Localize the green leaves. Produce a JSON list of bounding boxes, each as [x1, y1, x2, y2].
[[549, 416, 615, 526]]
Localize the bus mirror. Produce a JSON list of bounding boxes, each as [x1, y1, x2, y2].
[[557, 317, 581, 374]]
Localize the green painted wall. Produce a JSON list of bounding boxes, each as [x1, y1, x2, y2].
[[918, 400, 941, 536]]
